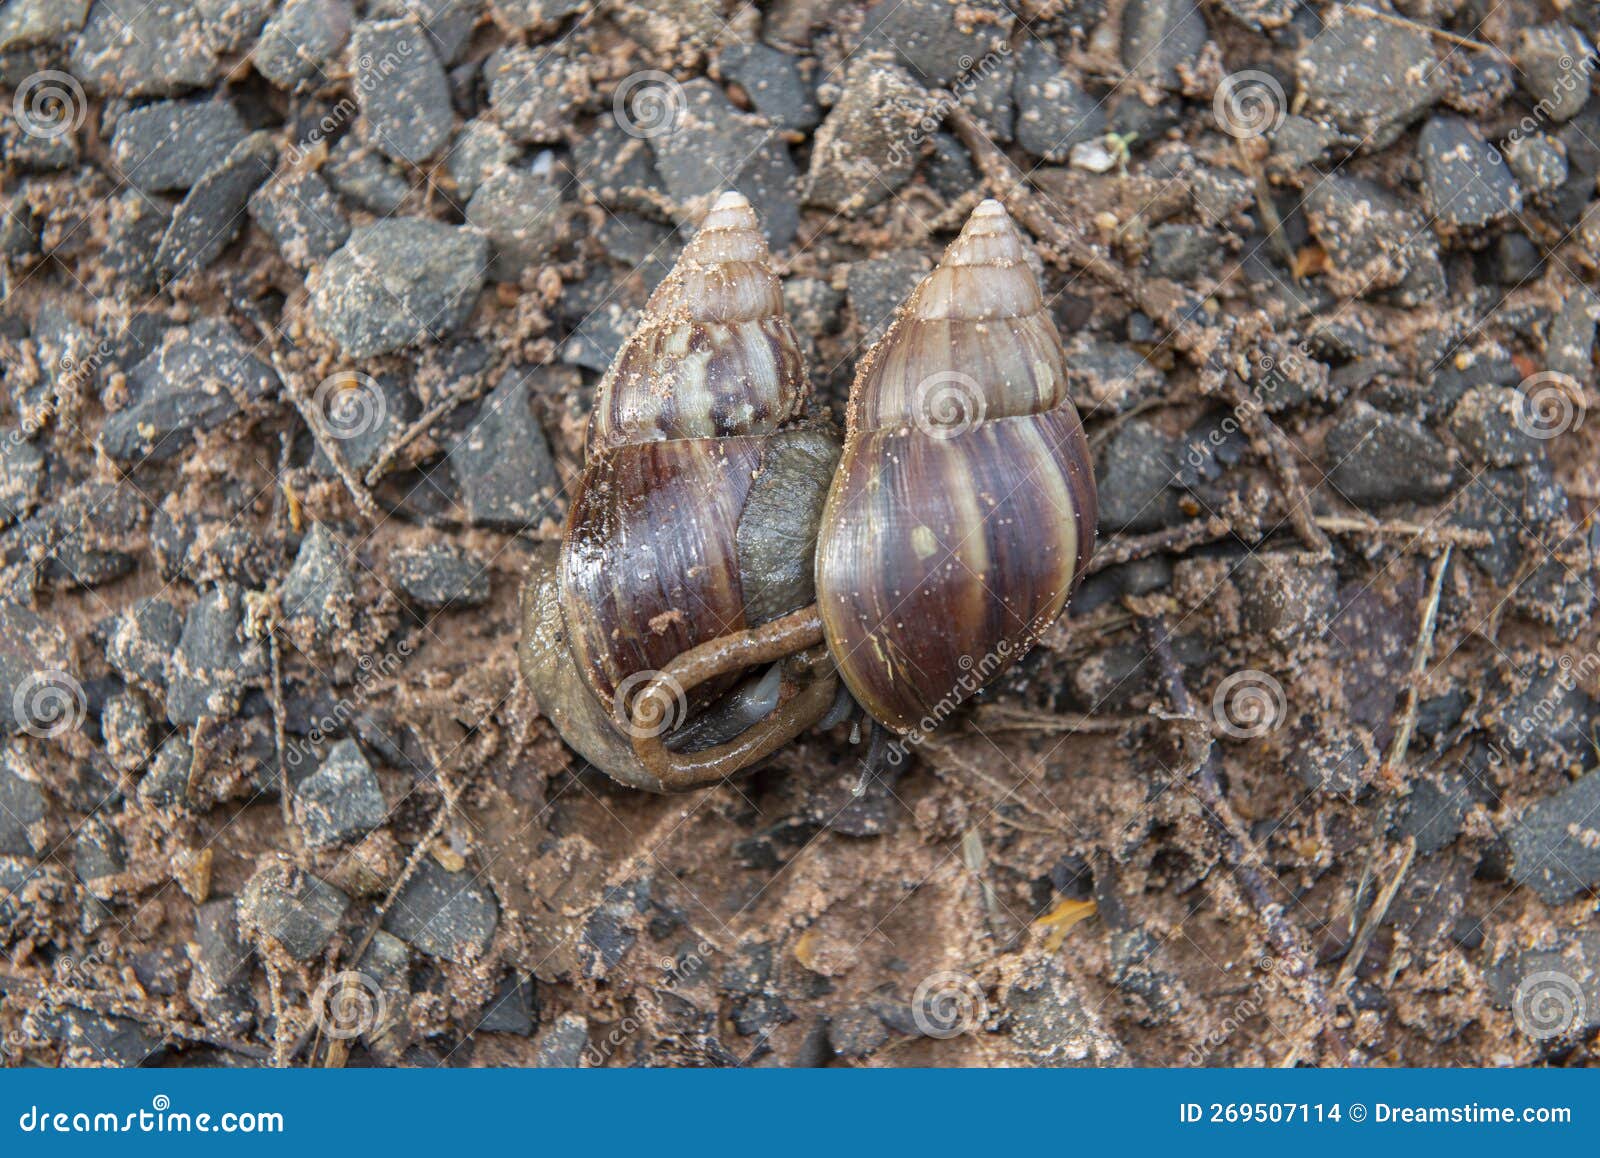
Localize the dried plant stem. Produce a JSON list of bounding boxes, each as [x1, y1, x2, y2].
[[363, 369, 491, 487], [1346, 3, 1493, 50], [1380, 545, 1453, 787], [275, 360, 382, 521], [1142, 616, 1357, 1065], [1333, 837, 1418, 994]]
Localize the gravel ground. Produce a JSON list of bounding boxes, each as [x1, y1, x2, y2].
[[2, 0, 1600, 1068]]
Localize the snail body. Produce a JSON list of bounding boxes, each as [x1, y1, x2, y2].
[[813, 200, 1098, 734], [521, 191, 841, 791]]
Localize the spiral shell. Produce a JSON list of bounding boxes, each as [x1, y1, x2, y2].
[[558, 192, 839, 717], [814, 200, 1098, 734]]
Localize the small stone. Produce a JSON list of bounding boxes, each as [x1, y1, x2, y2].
[[535, 1012, 589, 1066], [1005, 955, 1124, 1065], [1234, 552, 1336, 647], [651, 79, 800, 247], [1295, 12, 1445, 151], [1449, 464, 1568, 584], [137, 734, 193, 811], [858, 0, 1012, 89], [0, 433, 44, 527], [1214, 0, 1293, 32], [1488, 657, 1598, 773], [1062, 335, 1165, 414], [389, 543, 490, 609], [109, 98, 246, 193], [311, 219, 488, 357], [846, 250, 930, 340], [248, 170, 350, 268], [1267, 114, 1352, 175], [828, 1007, 890, 1059], [353, 18, 453, 164], [0, 601, 71, 737], [106, 598, 182, 690], [1396, 768, 1472, 856], [466, 167, 560, 282], [1447, 386, 1543, 467], [805, 59, 931, 216], [1504, 135, 1569, 198], [0, 0, 90, 51], [238, 860, 350, 960], [280, 523, 356, 646], [295, 738, 386, 848], [447, 118, 516, 199], [1487, 932, 1600, 1037], [324, 137, 412, 214], [571, 121, 660, 209], [485, 43, 589, 143], [0, 758, 46, 857], [188, 897, 254, 1032], [1491, 232, 1544, 285], [255, 0, 353, 91], [718, 42, 819, 131], [154, 131, 276, 283], [1512, 24, 1593, 124], [166, 584, 264, 726], [1418, 116, 1521, 233], [445, 370, 560, 530], [1442, 50, 1514, 118], [39, 1009, 166, 1067], [1509, 771, 1600, 903], [1145, 223, 1221, 280], [103, 191, 168, 296], [1323, 401, 1458, 507], [1304, 175, 1444, 302], [1095, 421, 1184, 531], [1012, 41, 1104, 161], [197, 0, 273, 54], [101, 691, 152, 772], [70, 0, 218, 96], [74, 816, 125, 893], [1544, 284, 1598, 385], [1121, 0, 1206, 91], [99, 318, 279, 463], [382, 859, 498, 962]]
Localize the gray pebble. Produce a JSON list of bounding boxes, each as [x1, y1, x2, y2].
[[0, 0, 90, 52], [1121, 0, 1206, 90], [1512, 24, 1593, 124], [1095, 421, 1184, 532], [188, 896, 254, 1032], [281, 522, 355, 646], [196, 0, 273, 54], [1005, 955, 1123, 1065], [74, 815, 125, 892], [858, 0, 1012, 88], [99, 318, 279, 463], [255, 0, 353, 91], [1447, 386, 1543, 467], [828, 1006, 890, 1059], [1544, 286, 1599, 385], [1145, 223, 1221, 280], [166, 583, 264, 726], [448, 118, 516, 200], [368, 0, 477, 65], [295, 738, 386, 848], [324, 137, 411, 214], [1234, 552, 1336, 648], [110, 98, 246, 193], [466, 167, 560, 282], [137, 733, 193, 810], [1012, 41, 1104, 162], [1418, 116, 1521, 233], [0, 601, 71, 737], [0, 757, 46, 857], [486, 43, 587, 143], [248, 170, 350, 268], [0, 433, 44, 527], [1509, 771, 1600, 903], [1324, 401, 1458, 507], [1450, 463, 1568, 584], [1303, 175, 1443, 301], [1266, 114, 1352, 175], [353, 18, 454, 165], [445, 370, 560, 530], [154, 131, 276, 283], [1062, 335, 1165, 415], [311, 219, 488, 357], [103, 190, 169, 296], [70, 0, 219, 96], [1396, 768, 1472, 856], [1295, 14, 1445, 151], [106, 598, 182, 690], [805, 61, 930, 217], [846, 250, 930, 340], [718, 42, 819, 131], [476, 972, 536, 1036], [382, 858, 498, 962], [238, 861, 350, 960], [1503, 134, 1568, 198], [101, 690, 152, 772], [389, 543, 490, 609], [571, 121, 661, 211], [534, 1012, 590, 1066]]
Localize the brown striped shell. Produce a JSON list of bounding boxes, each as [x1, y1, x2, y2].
[[558, 192, 839, 718], [814, 200, 1098, 735]]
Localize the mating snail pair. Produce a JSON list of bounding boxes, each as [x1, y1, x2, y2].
[[519, 192, 1098, 791]]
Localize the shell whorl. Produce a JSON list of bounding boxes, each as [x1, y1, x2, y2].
[[588, 190, 809, 454], [815, 199, 1098, 735], [847, 199, 1068, 436]]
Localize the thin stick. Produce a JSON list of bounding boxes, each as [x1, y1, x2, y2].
[[1379, 545, 1453, 788], [1143, 616, 1357, 1065], [1315, 515, 1490, 549], [1086, 517, 1236, 573], [363, 369, 491, 487], [274, 359, 382, 521], [1333, 837, 1418, 993], [1346, 3, 1494, 51]]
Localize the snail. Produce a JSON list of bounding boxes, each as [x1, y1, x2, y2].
[[813, 199, 1098, 735], [621, 199, 1097, 757], [519, 191, 843, 792]]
